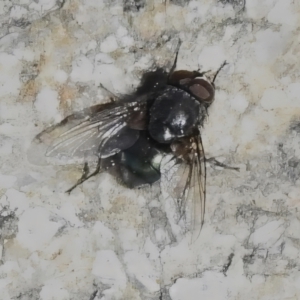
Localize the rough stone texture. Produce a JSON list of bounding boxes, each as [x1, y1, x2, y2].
[[1, 0, 300, 299]]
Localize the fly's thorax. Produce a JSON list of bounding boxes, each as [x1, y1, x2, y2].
[[149, 87, 203, 144]]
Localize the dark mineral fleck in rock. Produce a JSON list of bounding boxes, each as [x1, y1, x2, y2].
[[123, 0, 146, 12]]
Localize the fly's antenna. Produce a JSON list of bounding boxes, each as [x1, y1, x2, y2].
[[212, 61, 228, 83]]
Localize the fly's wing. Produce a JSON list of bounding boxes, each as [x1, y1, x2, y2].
[[161, 134, 206, 241], [30, 101, 148, 165]]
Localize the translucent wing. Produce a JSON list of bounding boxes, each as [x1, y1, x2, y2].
[[30, 101, 148, 165], [162, 134, 206, 241], [191, 134, 206, 238]]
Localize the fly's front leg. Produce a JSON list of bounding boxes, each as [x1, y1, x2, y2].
[[66, 158, 102, 194], [212, 61, 228, 83], [168, 39, 182, 77], [168, 40, 213, 85], [206, 157, 239, 171]]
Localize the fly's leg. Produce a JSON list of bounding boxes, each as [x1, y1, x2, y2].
[[66, 162, 89, 194], [206, 157, 239, 171], [66, 158, 101, 194], [168, 40, 211, 85], [212, 61, 228, 83], [168, 39, 182, 77], [197, 69, 211, 75], [170, 60, 228, 86], [98, 83, 117, 102]]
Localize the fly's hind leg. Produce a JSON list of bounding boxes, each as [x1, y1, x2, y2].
[[66, 158, 101, 194], [206, 157, 239, 171]]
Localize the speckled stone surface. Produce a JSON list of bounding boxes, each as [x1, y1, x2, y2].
[[1, 0, 300, 299]]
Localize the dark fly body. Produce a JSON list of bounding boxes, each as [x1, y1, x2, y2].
[[33, 46, 231, 239]]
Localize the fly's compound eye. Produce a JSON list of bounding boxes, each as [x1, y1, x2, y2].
[[169, 70, 215, 104], [187, 78, 215, 104]]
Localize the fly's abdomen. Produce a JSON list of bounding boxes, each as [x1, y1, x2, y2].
[[117, 133, 165, 188]]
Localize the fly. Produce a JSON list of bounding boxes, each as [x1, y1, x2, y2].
[[31, 42, 237, 240]]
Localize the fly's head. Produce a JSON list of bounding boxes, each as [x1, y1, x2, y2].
[[168, 61, 228, 107], [169, 71, 215, 106]]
